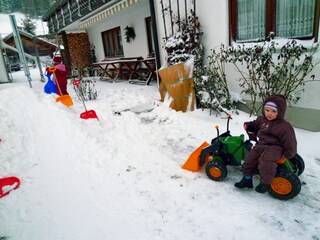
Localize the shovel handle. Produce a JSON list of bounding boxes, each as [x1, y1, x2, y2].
[[72, 79, 87, 111], [52, 72, 63, 95]]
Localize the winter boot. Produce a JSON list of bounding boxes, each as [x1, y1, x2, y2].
[[255, 183, 270, 193], [234, 177, 253, 189]]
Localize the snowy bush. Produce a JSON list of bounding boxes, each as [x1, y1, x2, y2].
[[164, 10, 201, 66], [73, 78, 98, 101], [196, 38, 319, 115], [194, 44, 240, 114], [225, 38, 319, 115], [162, 10, 237, 115]]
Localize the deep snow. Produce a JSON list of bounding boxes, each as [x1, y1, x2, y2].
[[0, 68, 320, 240]]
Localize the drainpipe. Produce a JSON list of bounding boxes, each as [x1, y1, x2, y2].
[[149, 0, 161, 79]]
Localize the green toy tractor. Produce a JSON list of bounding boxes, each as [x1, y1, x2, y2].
[[198, 115, 305, 200]]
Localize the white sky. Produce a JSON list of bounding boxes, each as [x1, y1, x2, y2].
[[0, 13, 48, 38], [0, 68, 319, 239]]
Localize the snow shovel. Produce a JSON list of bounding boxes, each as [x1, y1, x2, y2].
[[44, 70, 56, 94], [72, 80, 99, 120], [182, 141, 210, 172], [56, 94, 74, 107], [50, 67, 74, 107], [0, 176, 21, 199]]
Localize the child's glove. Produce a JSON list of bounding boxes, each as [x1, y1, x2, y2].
[[245, 123, 258, 142]]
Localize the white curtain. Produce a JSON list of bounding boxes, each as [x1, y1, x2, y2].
[[276, 0, 315, 37], [237, 0, 265, 41]]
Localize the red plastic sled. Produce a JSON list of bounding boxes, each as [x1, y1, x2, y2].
[[0, 176, 21, 198]]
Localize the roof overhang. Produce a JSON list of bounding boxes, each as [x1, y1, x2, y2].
[[79, 0, 140, 29]]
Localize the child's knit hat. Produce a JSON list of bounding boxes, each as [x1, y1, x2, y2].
[[265, 101, 278, 112], [53, 56, 62, 63]]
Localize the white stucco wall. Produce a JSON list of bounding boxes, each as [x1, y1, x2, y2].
[[153, 0, 320, 111], [86, 0, 151, 61], [196, 1, 229, 55]]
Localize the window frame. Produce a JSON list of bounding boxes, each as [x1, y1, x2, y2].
[[101, 27, 124, 58], [229, 0, 320, 43]]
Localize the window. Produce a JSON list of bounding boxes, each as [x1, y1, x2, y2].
[[145, 17, 154, 57], [230, 0, 320, 42], [101, 27, 124, 58]]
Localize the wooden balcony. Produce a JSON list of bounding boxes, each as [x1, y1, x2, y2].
[[42, 0, 113, 33]]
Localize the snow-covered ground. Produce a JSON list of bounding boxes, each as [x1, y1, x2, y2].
[[0, 68, 320, 240]]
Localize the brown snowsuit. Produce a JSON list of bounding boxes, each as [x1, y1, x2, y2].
[[242, 94, 297, 184]]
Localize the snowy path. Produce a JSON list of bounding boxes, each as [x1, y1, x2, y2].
[[0, 76, 320, 240]]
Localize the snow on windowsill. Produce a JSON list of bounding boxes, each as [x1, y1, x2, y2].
[[231, 38, 319, 51]]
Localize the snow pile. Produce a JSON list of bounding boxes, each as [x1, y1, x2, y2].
[[0, 69, 319, 240]]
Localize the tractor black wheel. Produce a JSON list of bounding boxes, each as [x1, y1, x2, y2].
[[289, 154, 305, 176], [268, 170, 301, 200], [205, 160, 228, 181]]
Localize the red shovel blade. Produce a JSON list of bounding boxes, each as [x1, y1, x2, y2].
[[80, 110, 99, 120], [72, 79, 81, 87], [0, 176, 21, 198]]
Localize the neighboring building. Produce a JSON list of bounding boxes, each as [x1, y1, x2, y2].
[[3, 30, 58, 61], [43, 0, 320, 131], [1, 29, 58, 81]]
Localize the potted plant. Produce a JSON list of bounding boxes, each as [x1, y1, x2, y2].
[[124, 26, 136, 43]]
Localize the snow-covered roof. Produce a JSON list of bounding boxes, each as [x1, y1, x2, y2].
[[2, 29, 57, 48]]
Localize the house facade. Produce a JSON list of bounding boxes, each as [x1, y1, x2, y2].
[[43, 0, 320, 131]]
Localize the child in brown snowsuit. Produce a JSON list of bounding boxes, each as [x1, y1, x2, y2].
[[234, 94, 297, 193]]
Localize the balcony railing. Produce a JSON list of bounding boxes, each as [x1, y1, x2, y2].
[[43, 0, 114, 33]]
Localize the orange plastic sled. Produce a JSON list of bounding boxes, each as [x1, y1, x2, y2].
[[182, 141, 210, 172], [56, 95, 74, 107]]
